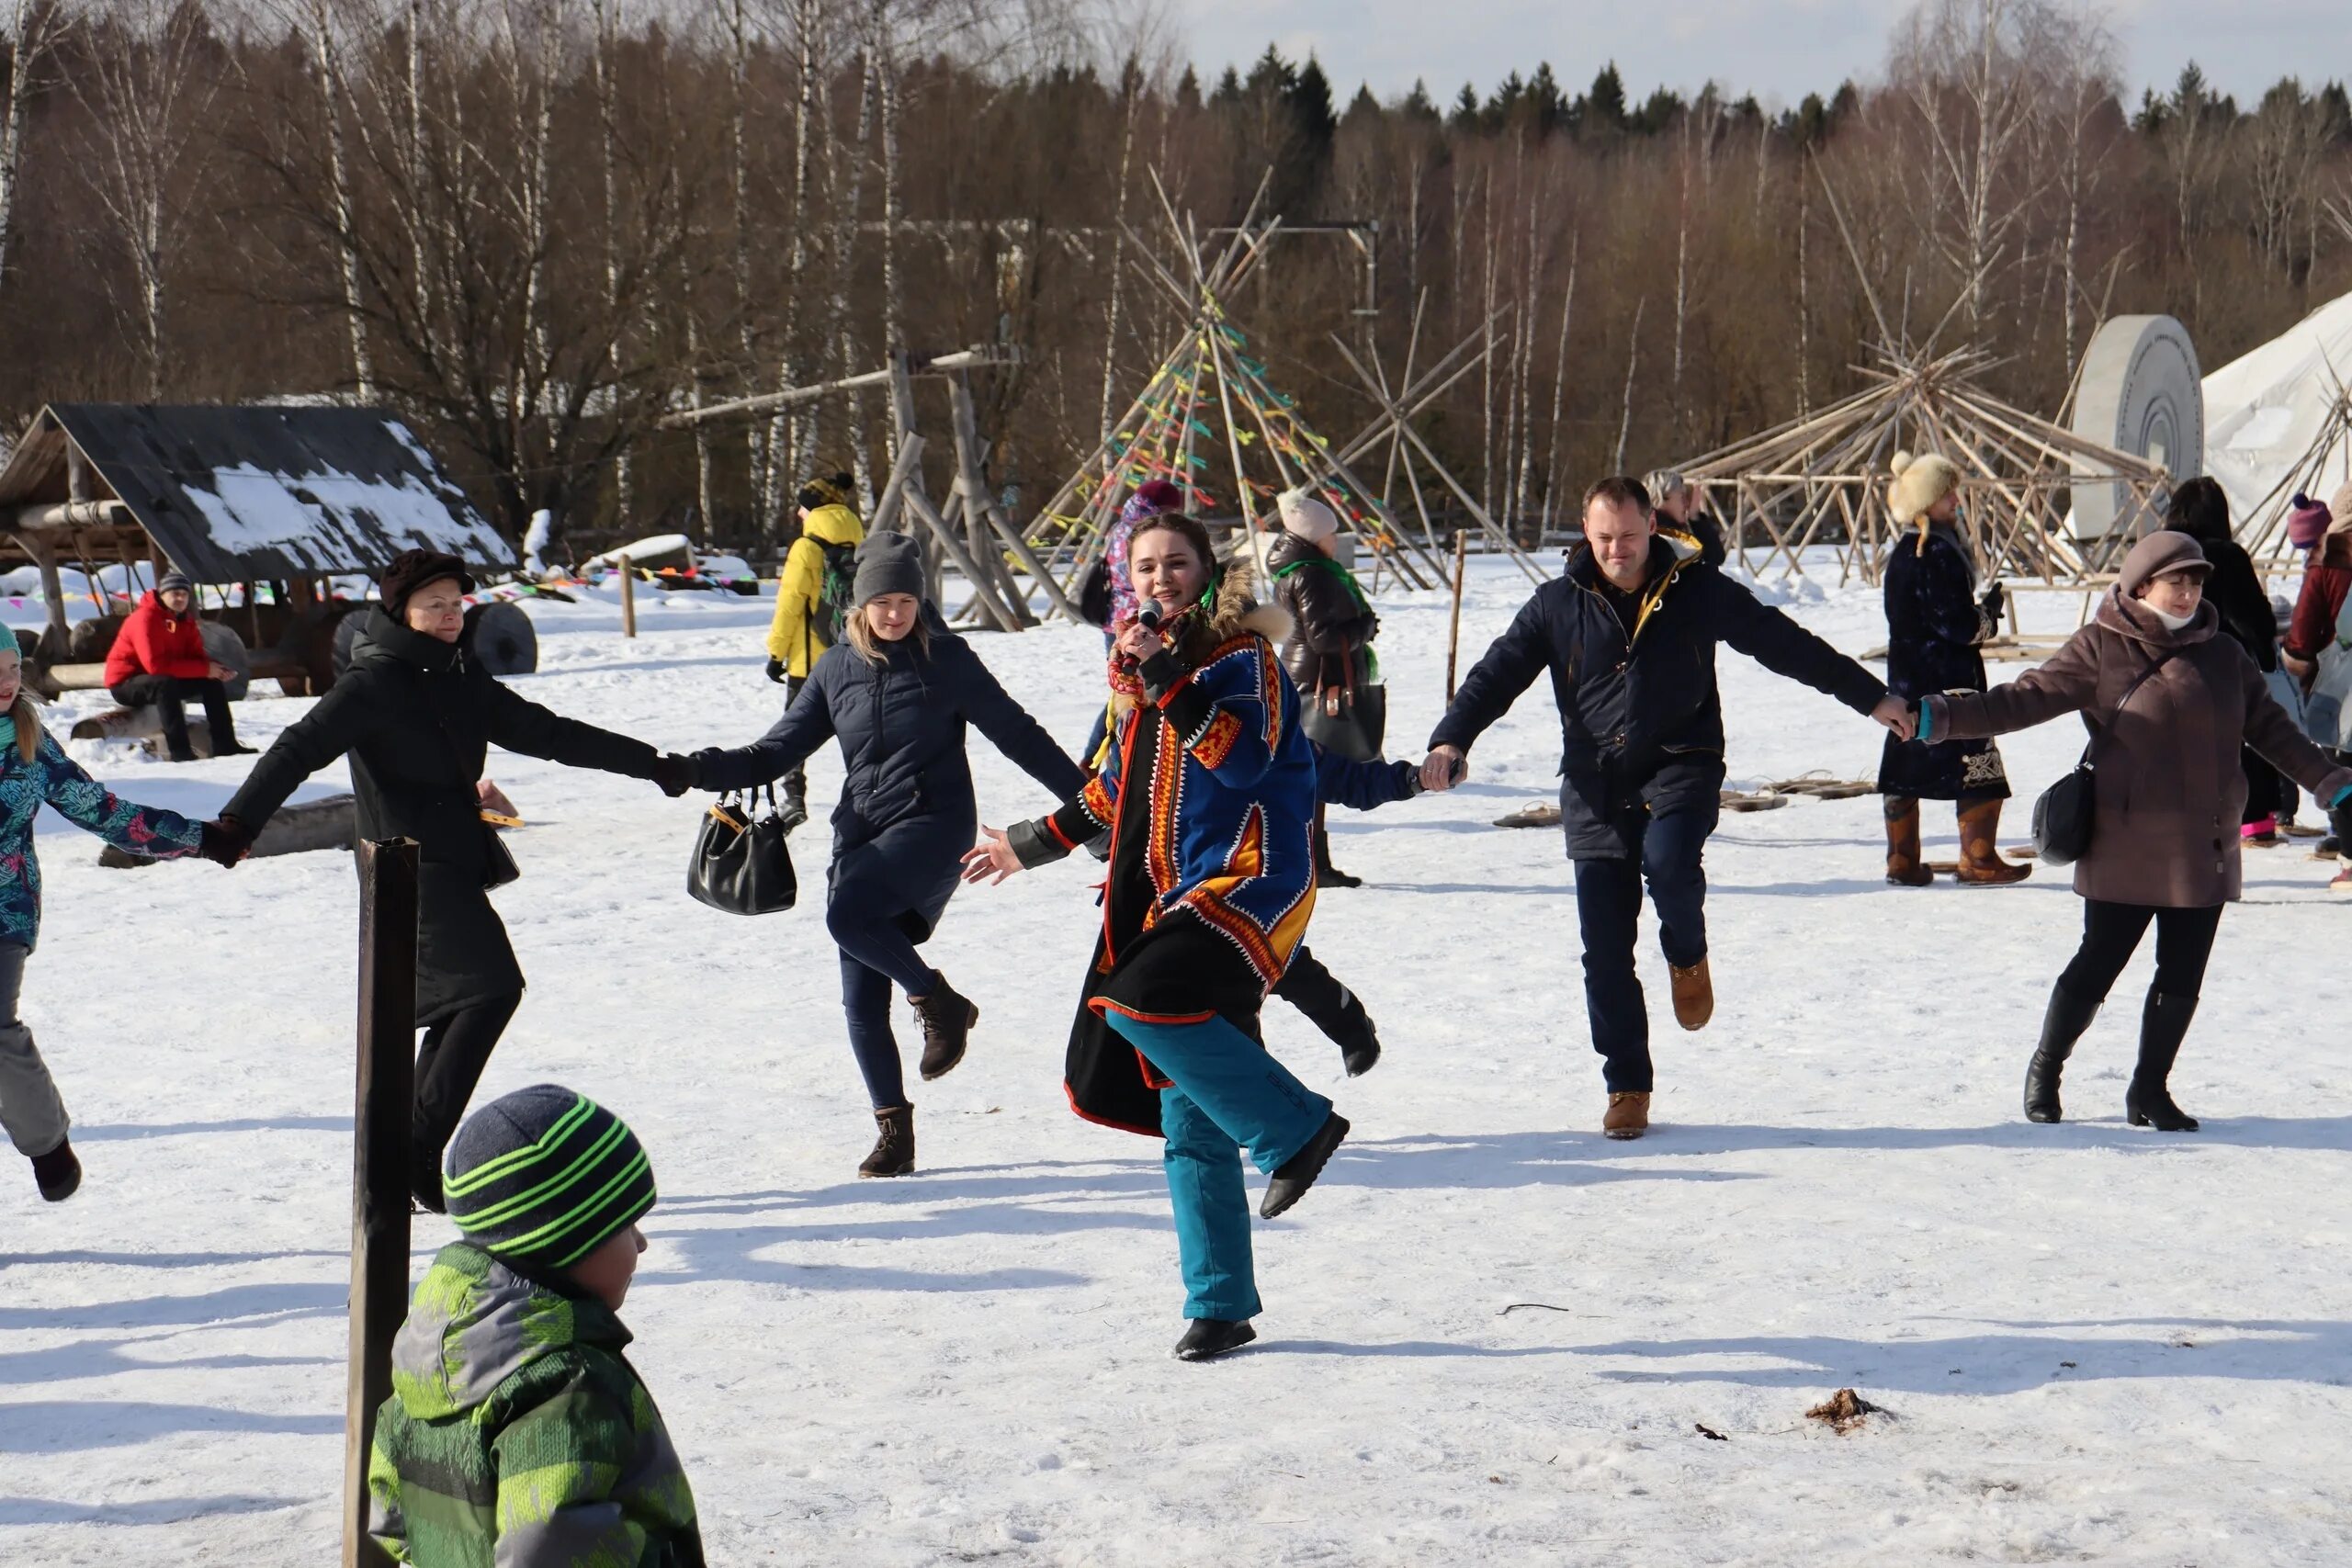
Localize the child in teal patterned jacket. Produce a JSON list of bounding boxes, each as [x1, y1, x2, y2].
[[0, 643, 217, 1201]]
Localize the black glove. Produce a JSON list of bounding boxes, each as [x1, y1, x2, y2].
[[198, 817, 252, 868], [650, 754, 695, 798], [1980, 582, 2006, 620], [763, 658, 786, 684]]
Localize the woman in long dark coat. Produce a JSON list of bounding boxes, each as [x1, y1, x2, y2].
[[1915, 532, 2352, 1129], [2165, 476, 2287, 843], [207, 550, 692, 1210], [1877, 452, 2029, 886], [687, 534, 1085, 1178]]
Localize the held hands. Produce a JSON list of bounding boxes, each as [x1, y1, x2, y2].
[[960, 825, 1024, 886], [1419, 745, 1468, 793], [197, 817, 252, 868], [650, 754, 696, 798], [1871, 695, 1918, 742]]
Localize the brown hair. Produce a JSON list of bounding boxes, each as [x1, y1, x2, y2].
[[0, 649, 40, 761], [1126, 512, 1216, 575], [1582, 476, 1652, 517], [842, 600, 931, 664]]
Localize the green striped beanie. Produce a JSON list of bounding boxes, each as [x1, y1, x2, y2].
[[443, 1085, 657, 1269]]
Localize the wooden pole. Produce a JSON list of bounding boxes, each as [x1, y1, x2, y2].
[[344, 838, 418, 1568], [1445, 528, 1470, 703], [616, 555, 636, 639]]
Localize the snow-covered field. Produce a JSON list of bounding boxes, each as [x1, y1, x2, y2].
[[4, 558, 2348, 1566]]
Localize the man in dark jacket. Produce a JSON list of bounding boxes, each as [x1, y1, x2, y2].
[[1421, 477, 1912, 1139]]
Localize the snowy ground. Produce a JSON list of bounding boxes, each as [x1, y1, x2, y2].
[[4, 557, 2349, 1566]]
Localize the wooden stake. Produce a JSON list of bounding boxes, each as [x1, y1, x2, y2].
[[344, 838, 417, 1568], [617, 554, 636, 638], [1446, 529, 1470, 703]]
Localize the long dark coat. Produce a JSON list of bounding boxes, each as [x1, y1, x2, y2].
[[1877, 525, 2009, 801], [1430, 537, 1889, 858], [1930, 588, 2352, 907], [224, 608, 662, 1023], [692, 629, 1084, 942]]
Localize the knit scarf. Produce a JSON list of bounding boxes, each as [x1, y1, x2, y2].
[[1270, 554, 1369, 612]]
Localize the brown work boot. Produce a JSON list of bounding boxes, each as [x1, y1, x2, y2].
[[1883, 795, 1933, 886], [859, 1105, 915, 1178], [1669, 958, 1713, 1031], [1602, 1092, 1651, 1140], [912, 976, 978, 1080], [1955, 798, 2031, 885]]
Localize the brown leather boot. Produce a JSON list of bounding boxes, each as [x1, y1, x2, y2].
[[859, 1106, 915, 1177], [1668, 959, 1713, 1031], [1602, 1092, 1651, 1140], [912, 976, 978, 1080], [1955, 798, 2031, 885], [1883, 795, 1933, 886]]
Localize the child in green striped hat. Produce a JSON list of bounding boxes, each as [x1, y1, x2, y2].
[[368, 1085, 707, 1567]]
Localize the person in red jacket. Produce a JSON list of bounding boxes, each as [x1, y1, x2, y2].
[[103, 571, 252, 761]]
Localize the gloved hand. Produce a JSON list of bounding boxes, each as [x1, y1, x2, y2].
[[1980, 581, 2006, 620], [764, 658, 786, 684], [651, 754, 696, 798], [198, 817, 253, 867]]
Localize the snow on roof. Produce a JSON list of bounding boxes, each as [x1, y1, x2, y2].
[[2202, 289, 2352, 525]]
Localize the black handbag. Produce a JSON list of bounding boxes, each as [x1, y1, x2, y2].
[[1299, 649, 1387, 762], [481, 821, 521, 888], [2030, 651, 2176, 866], [686, 786, 798, 915]]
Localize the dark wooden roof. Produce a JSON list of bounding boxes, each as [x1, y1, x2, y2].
[[0, 403, 513, 580]]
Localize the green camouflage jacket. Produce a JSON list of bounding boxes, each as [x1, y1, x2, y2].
[[368, 1242, 704, 1568]]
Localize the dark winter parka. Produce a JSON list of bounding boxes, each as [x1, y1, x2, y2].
[[1876, 524, 2008, 801], [1265, 531, 1379, 697], [224, 607, 662, 1023], [692, 629, 1084, 941], [1431, 537, 1889, 858], [1927, 535, 2352, 908]]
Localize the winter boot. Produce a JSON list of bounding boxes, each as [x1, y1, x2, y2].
[[1669, 958, 1713, 1031], [912, 976, 978, 1081], [30, 1136, 81, 1202], [2024, 982, 2100, 1123], [1602, 1091, 1650, 1141], [1334, 999, 1382, 1078], [1955, 798, 2031, 885], [1313, 822, 1363, 890], [2241, 816, 2280, 848], [2126, 992, 2201, 1132], [776, 784, 809, 836], [1260, 1112, 1350, 1219], [1173, 1317, 1257, 1361], [859, 1105, 915, 1178], [1883, 795, 1933, 886]]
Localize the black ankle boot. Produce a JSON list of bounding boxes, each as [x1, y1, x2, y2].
[[859, 1105, 914, 1178], [2025, 982, 2101, 1123], [2126, 992, 2201, 1132], [912, 977, 977, 1081], [1334, 998, 1381, 1077], [1259, 1112, 1350, 1219], [1313, 825, 1362, 889], [30, 1136, 81, 1201], [1173, 1317, 1257, 1360]]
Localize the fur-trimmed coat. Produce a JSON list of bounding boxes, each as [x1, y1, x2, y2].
[[1010, 559, 1319, 1136]]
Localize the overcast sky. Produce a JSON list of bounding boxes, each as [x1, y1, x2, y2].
[[1173, 0, 2347, 111]]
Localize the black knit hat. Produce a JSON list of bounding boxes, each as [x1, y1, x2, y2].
[[443, 1085, 657, 1269], [852, 531, 926, 606], [379, 548, 475, 617]]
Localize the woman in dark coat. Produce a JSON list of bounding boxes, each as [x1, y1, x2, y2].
[[2165, 476, 2287, 844], [1877, 452, 2028, 886], [206, 550, 693, 1210], [1266, 490, 1382, 886], [687, 534, 1085, 1178], [1915, 532, 2352, 1131]]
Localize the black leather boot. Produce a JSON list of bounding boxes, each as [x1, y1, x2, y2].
[[2126, 992, 2201, 1132], [1259, 1112, 1350, 1219], [1173, 1317, 1257, 1360], [859, 1105, 915, 1178], [2024, 982, 2101, 1123], [30, 1136, 81, 1202]]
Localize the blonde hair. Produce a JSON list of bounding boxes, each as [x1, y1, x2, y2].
[[0, 643, 41, 761], [842, 600, 930, 664]]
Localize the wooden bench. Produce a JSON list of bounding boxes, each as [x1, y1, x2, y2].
[[98, 794, 356, 868]]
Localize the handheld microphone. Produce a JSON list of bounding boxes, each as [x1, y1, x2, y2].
[[1138, 602, 1164, 633]]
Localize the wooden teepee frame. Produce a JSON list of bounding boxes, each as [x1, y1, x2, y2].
[[1023, 173, 1476, 600], [2234, 356, 2352, 571]]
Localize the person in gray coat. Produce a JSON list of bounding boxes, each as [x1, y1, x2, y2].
[[686, 534, 1086, 1177], [1915, 531, 2352, 1131]]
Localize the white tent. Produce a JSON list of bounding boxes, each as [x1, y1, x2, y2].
[[2202, 288, 2352, 559]]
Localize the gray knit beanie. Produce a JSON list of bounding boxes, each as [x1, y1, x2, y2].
[[852, 531, 925, 605], [157, 570, 193, 596], [443, 1085, 656, 1269]]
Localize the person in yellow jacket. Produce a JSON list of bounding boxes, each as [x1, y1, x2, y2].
[[764, 474, 864, 829]]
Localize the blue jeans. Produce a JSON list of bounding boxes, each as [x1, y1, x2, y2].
[[1571, 802, 1713, 1092], [1103, 1010, 1331, 1320]]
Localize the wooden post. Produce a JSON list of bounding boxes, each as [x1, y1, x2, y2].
[[344, 838, 418, 1568], [616, 555, 637, 638], [1445, 529, 1470, 703]]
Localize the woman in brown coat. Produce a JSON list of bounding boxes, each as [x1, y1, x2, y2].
[[1914, 531, 2352, 1131]]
